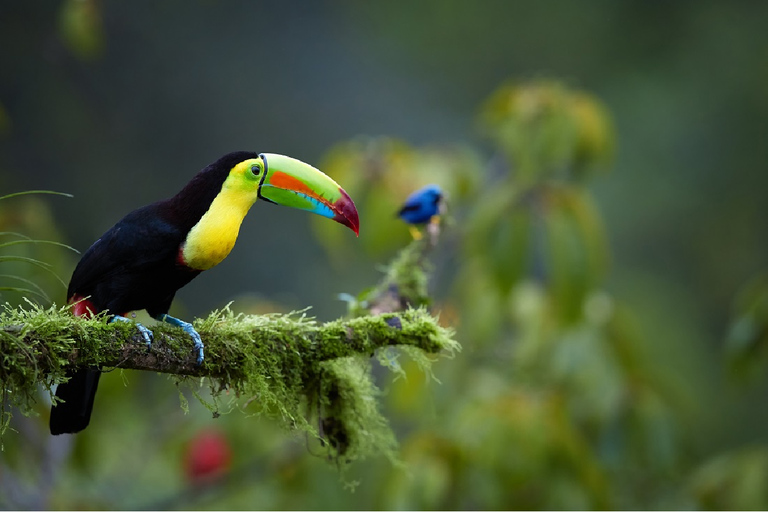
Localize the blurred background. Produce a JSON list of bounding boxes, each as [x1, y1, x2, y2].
[[2, 0, 768, 509]]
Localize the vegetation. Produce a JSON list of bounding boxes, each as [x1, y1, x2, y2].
[[2, 2, 768, 509]]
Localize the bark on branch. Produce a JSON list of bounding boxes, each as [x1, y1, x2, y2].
[[1, 237, 456, 463], [0, 307, 453, 379]]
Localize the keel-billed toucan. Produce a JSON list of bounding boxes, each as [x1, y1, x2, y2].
[[50, 152, 359, 435]]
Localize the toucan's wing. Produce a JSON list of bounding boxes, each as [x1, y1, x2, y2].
[[67, 202, 184, 300]]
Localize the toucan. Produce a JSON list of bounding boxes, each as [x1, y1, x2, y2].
[[50, 151, 359, 435]]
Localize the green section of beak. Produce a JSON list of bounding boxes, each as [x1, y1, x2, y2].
[[258, 153, 360, 235]]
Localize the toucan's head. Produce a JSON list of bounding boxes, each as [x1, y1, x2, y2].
[[221, 152, 359, 236], [177, 151, 358, 271]]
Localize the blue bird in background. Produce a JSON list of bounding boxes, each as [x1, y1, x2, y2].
[[397, 184, 445, 241], [397, 184, 443, 224]]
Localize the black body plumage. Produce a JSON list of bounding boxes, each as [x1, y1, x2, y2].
[[50, 151, 259, 435]]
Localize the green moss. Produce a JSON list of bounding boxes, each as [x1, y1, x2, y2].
[[347, 238, 433, 316], [0, 233, 458, 466], [312, 357, 400, 465], [0, 302, 457, 465]]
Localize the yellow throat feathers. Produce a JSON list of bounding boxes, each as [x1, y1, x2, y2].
[[181, 163, 260, 270]]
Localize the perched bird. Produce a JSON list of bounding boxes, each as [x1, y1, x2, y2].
[[50, 152, 359, 435], [397, 184, 444, 240]]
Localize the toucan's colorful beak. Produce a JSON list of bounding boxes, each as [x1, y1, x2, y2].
[[258, 153, 359, 236]]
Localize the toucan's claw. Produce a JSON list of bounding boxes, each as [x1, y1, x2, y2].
[[136, 323, 154, 349], [110, 315, 154, 349], [156, 314, 205, 365]]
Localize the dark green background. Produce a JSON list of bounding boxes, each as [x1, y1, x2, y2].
[[1, 1, 767, 509]]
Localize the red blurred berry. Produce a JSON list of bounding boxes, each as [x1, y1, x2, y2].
[[184, 428, 232, 484]]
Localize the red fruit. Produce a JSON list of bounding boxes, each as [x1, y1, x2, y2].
[[184, 429, 232, 484]]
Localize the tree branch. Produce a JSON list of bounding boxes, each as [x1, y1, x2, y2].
[[1, 306, 454, 379], [1, 237, 457, 464]]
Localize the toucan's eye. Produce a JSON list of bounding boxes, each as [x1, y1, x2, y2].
[[250, 163, 262, 176]]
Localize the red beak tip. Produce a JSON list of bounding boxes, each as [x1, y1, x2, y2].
[[334, 188, 360, 237], [349, 215, 360, 237]]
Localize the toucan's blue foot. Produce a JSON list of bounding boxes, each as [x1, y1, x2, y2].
[[110, 315, 153, 349], [155, 314, 204, 365]]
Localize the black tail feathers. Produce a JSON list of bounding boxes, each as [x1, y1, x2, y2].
[[50, 368, 101, 435]]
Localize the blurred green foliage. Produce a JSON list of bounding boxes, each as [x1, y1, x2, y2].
[[689, 446, 768, 510], [2, 76, 767, 510], [311, 137, 481, 261], [58, 0, 105, 60], [2, 2, 768, 509], [0, 192, 77, 307], [479, 81, 614, 184], [319, 81, 681, 509], [725, 273, 768, 382]]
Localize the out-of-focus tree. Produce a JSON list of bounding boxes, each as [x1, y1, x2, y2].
[[58, 0, 105, 60], [725, 273, 768, 382], [3, 69, 767, 509], [0, 197, 76, 308], [311, 137, 482, 262], [2, 1, 768, 504], [296, 80, 686, 509]]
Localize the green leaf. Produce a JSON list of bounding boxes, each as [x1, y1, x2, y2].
[[0, 190, 73, 202]]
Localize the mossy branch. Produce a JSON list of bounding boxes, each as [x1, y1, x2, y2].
[[1, 237, 458, 464], [0, 305, 453, 379], [346, 237, 435, 316]]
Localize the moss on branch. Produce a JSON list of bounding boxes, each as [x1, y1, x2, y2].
[[346, 238, 433, 317], [0, 302, 457, 463], [1, 236, 457, 465], [1, 305, 452, 376]]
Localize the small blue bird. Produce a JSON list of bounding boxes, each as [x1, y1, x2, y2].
[[397, 184, 444, 240], [397, 185, 443, 224]]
